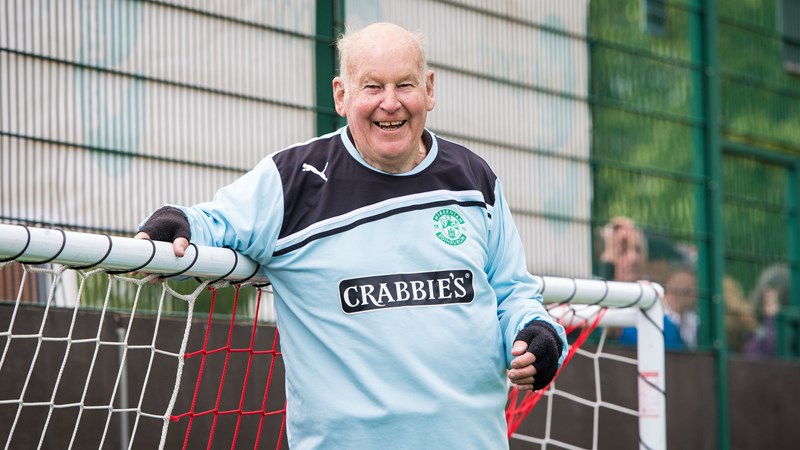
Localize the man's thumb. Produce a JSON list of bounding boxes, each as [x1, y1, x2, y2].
[[511, 340, 528, 356], [173, 238, 189, 257]]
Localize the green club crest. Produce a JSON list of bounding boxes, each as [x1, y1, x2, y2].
[[433, 208, 467, 246]]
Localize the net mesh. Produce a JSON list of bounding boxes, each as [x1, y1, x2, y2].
[[169, 282, 285, 450], [508, 304, 646, 449], [506, 304, 607, 437], [0, 261, 284, 450]]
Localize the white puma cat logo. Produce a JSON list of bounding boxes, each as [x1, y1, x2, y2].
[[302, 162, 328, 182]]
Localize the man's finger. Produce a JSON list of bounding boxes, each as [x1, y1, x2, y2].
[[509, 373, 536, 385], [173, 237, 189, 257], [510, 352, 536, 370], [508, 364, 536, 381]]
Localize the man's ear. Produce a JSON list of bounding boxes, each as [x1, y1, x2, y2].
[[425, 70, 436, 111], [333, 77, 346, 117]]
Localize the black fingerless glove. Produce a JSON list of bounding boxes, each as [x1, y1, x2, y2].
[[515, 321, 563, 390], [138, 206, 191, 243]]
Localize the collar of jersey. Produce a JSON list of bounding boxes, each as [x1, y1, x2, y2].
[[339, 126, 439, 176]]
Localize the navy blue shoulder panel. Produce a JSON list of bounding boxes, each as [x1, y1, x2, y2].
[[271, 132, 497, 240]]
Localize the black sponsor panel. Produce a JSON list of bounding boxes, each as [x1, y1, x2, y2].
[[339, 270, 474, 314]]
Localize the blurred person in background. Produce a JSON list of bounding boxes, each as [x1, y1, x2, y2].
[[617, 266, 696, 350], [723, 275, 759, 353], [598, 216, 646, 282], [745, 263, 791, 358], [664, 267, 699, 350]]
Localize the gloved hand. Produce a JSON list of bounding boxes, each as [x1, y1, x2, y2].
[[509, 320, 563, 391], [136, 206, 191, 257]]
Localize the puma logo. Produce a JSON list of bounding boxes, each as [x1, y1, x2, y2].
[[302, 162, 328, 182]]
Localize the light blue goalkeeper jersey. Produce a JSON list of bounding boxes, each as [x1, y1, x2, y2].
[[171, 127, 568, 450]]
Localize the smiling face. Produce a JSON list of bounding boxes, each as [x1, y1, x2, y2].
[[333, 23, 436, 173]]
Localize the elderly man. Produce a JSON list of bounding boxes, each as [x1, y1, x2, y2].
[[136, 22, 567, 450]]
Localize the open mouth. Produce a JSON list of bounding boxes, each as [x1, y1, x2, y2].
[[374, 120, 406, 130]]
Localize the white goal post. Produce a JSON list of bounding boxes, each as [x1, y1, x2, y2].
[[0, 224, 665, 450]]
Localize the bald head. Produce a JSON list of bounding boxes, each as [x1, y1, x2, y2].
[[331, 21, 435, 174], [336, 22, 428, 84]]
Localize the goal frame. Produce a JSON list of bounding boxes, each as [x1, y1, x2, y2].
[[535, 298, 666, 449]]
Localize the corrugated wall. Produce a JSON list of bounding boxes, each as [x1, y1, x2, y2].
[[1, 0, 317, 234]]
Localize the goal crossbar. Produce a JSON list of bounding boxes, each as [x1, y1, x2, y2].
[[0, 223, 267, 284]]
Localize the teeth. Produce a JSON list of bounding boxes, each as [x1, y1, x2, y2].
[[376, 121, 405, 128]]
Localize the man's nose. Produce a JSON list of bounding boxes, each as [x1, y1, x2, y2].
[[380, 87, 401, 112]]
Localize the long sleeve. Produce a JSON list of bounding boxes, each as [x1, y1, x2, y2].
[[486, 180, 569, 368]]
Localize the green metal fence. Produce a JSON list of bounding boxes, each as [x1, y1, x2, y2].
[[589, 0, 799, 355], [588, 2, 799, 447]]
